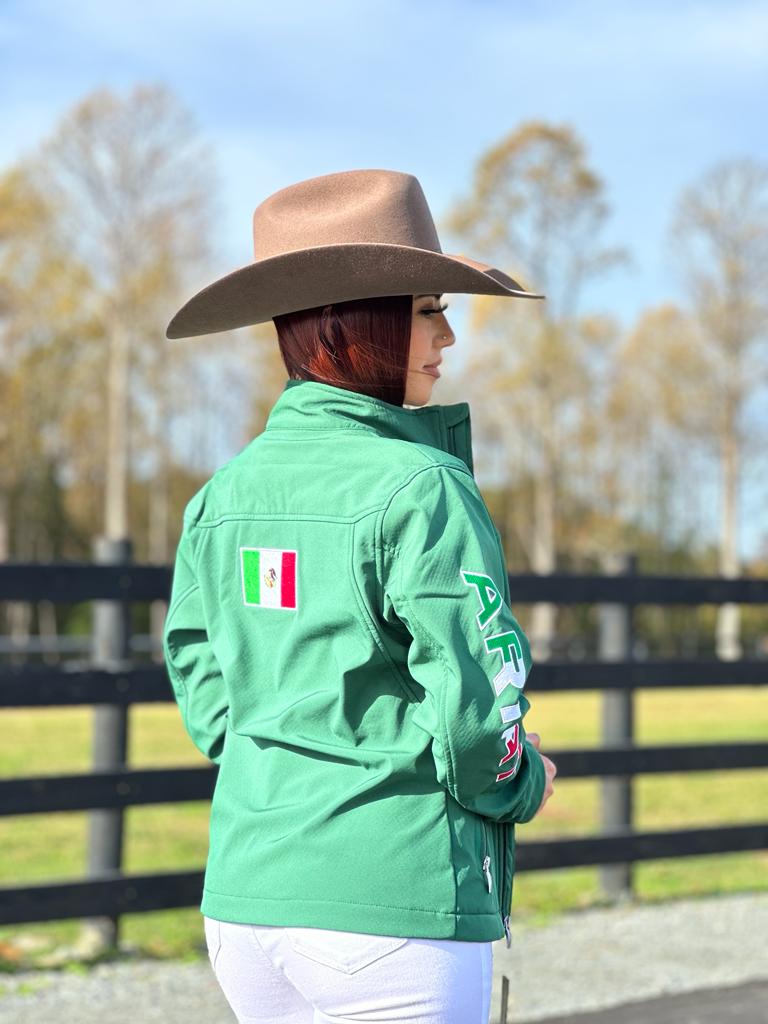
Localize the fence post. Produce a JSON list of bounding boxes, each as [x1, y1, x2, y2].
[[78, 536, 133, 955], [597, 551, 636, 902]]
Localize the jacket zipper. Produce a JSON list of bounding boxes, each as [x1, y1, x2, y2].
[[480, 819, 493, 893], [499, 820, 512, 948], [482, 818, 513, 946]]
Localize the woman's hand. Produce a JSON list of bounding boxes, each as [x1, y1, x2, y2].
[[526, 732, 557, 818]]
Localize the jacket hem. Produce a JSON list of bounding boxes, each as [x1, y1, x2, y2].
[[200, 888, 504, 942]]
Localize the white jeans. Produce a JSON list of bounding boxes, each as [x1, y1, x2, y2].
[[203, 916, 493, 1023]]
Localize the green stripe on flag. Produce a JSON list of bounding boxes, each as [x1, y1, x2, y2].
[[242, 548, 261, 604]]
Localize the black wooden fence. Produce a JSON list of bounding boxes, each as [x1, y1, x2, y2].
[[1, 553, 767, 937]]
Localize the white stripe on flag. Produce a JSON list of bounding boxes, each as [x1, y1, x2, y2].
[[259, 548, 283, 608]]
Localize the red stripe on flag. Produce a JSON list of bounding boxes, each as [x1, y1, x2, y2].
[[281, 551, 296, 608]]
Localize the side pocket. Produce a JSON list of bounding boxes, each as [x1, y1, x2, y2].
[[287, 927, 408, 975], [203, 915, 222, 974]]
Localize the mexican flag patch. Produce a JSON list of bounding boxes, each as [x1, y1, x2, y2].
[[240, 547, 298, 610]]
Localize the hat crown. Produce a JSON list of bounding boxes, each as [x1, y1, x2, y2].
[[252, 169, 443, 261]]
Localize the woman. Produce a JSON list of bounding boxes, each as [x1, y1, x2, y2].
[[163, 169, 558, 1024]]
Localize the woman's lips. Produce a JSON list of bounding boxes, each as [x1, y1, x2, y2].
[[423, 364, 441, 379]]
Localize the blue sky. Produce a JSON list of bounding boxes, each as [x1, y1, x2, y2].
[[3, 0, 766, 325], [2, 0, 767, 555]]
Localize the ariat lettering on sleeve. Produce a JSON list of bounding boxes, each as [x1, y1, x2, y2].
[[381, 464, 545, 824], [460, 569, 526, 781]]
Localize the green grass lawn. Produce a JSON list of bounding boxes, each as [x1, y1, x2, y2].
[[0, 687, 765, 965]]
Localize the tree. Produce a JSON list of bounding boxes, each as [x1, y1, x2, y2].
[[20, 82, 217, 544], [602, 304, 711, 561], [668, 158, 768, 658], [442, 122, 628, 657], [0, 165, 100, 650]]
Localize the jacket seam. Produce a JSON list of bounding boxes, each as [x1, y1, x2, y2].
[[202, 886, 496, 918], [265, 423, 396, 434], [383, 462, 474, 517], [166, 580, 199, 622], [388, 581, 458, 797], [348, 519, 421, 704], [372, 511, 425, 702], [377, 466, 475, 565], [445, 788, 460, 920], [192, 509, 388, 527], [263, 427, 472, 474], [181, 518, 204, 576], [377, 465, 480, 804], [163, 582, 202, 704], [264, 420, 450, 437], [191, 461, 470, 530]]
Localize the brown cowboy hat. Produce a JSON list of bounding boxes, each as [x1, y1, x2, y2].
[[165, 168, 545, 339]]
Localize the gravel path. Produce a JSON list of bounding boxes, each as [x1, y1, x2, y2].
[[0, 891, 765, 1023], [490, 890, 767, 1021]]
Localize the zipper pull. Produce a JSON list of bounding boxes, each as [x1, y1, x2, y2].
[[503, 914, 512, 949], [482, 855, 493, 893]]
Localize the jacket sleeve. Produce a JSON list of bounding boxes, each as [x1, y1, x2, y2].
[[162, 516, 228, 765], [381, 464, 546, 824]]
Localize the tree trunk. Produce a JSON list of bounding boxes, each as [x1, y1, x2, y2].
[[716, 412, 741, 659], [149, 347, 170, 661], [530, 458, 557, 660], [0, 489, 8, 635], [105, 319, 130, 539]]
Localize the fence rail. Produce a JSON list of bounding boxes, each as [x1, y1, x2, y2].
[[3, 561, 768, 604], [2, 658, 767, 708], [2, 739, 767, 820], [1, 558, 766, 934]]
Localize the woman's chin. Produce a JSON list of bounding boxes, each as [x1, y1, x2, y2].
[[404, 380, 436, 408]]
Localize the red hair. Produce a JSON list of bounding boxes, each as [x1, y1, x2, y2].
[[273, 294, 412, 407]]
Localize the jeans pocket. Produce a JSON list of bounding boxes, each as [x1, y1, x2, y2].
[[287, 926, 408, 975], [203, 915, 223, 974]]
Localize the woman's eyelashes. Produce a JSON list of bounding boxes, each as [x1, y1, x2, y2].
[[420, 304, 449, 317]]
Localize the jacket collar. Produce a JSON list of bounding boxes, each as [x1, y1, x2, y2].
[[264, 379, 475, 475]]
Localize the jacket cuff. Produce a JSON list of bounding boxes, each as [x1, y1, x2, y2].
[[514, 742, 547, 823]]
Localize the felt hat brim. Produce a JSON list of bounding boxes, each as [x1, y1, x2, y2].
[[165, 243, 544, 339]]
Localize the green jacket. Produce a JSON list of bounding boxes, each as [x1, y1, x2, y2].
[[163, 378, 546, 945]]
